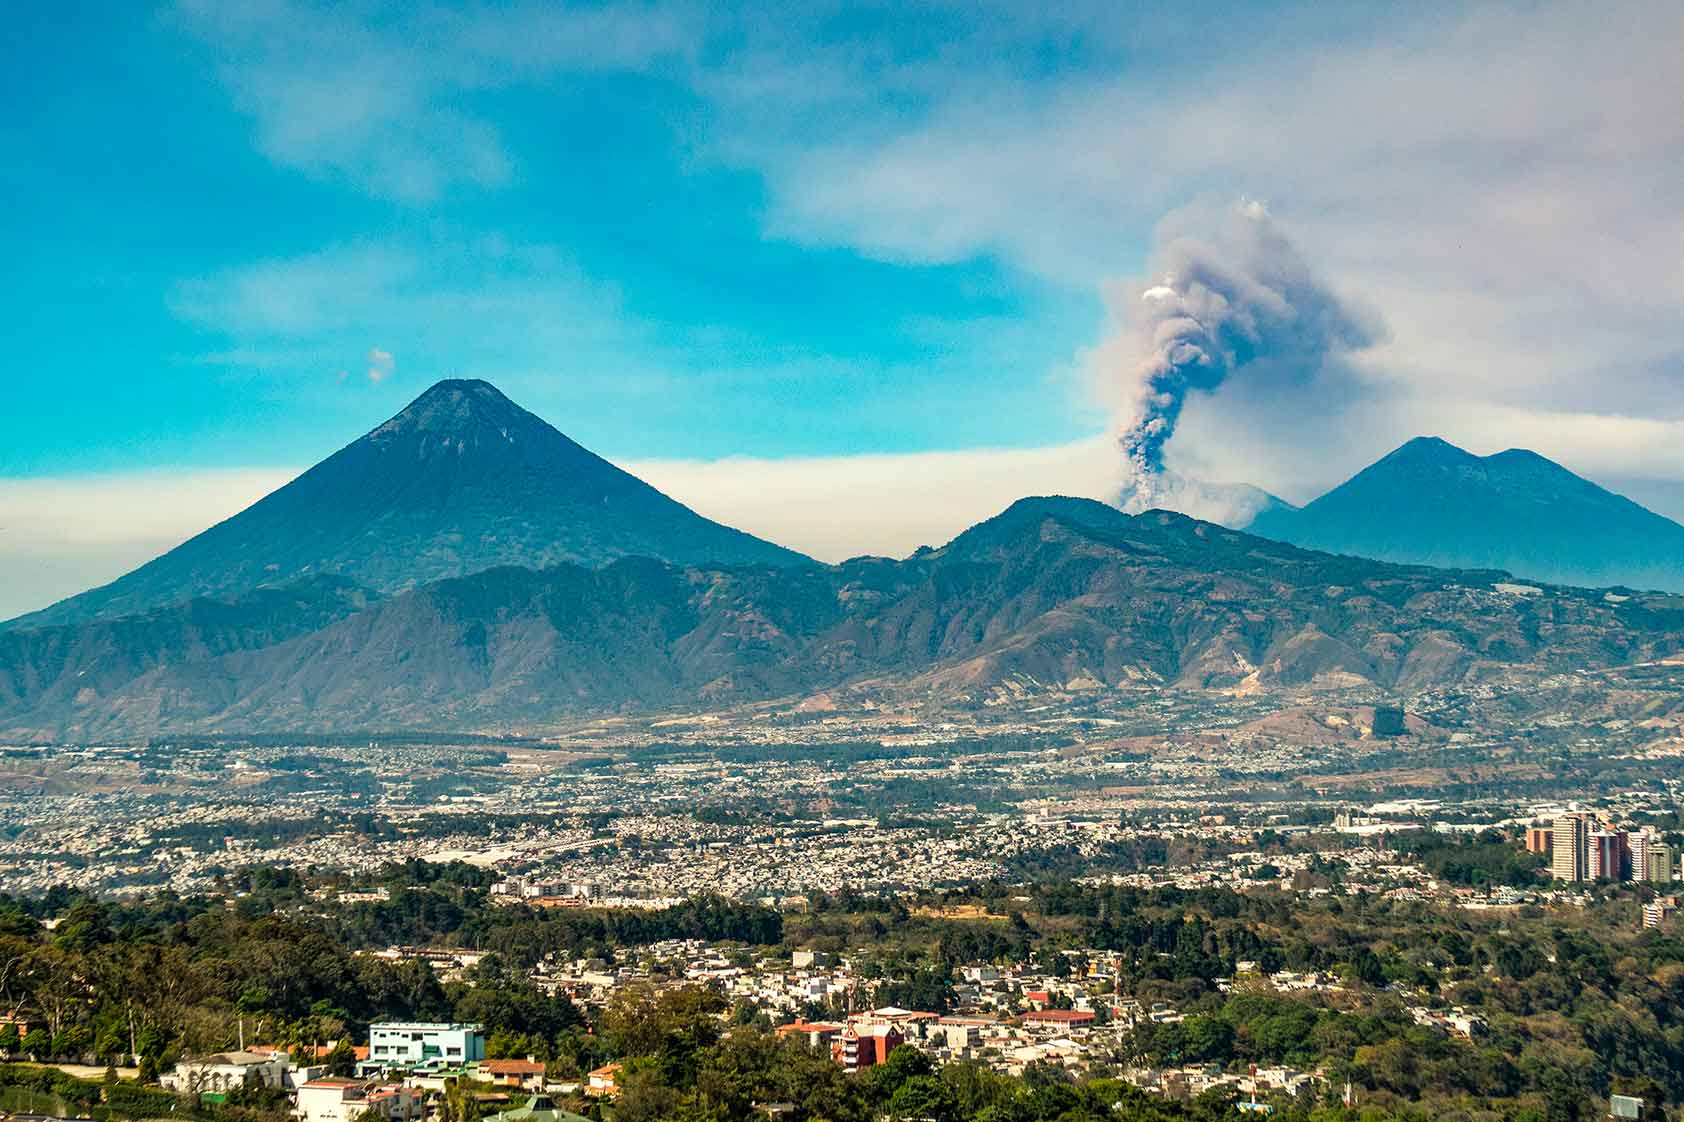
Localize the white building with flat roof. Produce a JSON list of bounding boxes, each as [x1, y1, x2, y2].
[[296, 1079, 423, 1122], [161, 1051, 290, 1094], [367, 1023, 485, 1067]]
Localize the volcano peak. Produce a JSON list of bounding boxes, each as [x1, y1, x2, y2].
[[7, 380, 810, 629]]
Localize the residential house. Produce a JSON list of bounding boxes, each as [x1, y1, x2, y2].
[[483, 1096, 590, 1122], [479, 1060, 547, 1092], [586, 1063, 622, 1097], [296, 1078, 422, 1122], [162, 1051, 290, 1094]]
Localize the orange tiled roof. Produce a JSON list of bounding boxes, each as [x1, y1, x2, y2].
[[482, 1060, 546, 1074]]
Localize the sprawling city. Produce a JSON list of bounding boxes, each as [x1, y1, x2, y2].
[[5, 682, 1684, 1121]]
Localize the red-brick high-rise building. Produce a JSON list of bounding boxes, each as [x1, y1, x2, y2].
[[834, 1021, 903, 1072], [1589, 830, 1625, 881]]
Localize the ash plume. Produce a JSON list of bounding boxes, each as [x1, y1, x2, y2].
[[1102, 200, 1382, 511]]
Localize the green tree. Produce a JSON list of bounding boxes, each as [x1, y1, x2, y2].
[[441, 1077, 487, 1122], [941, 1062, 1018, 1118], [324, 1037, 358, 1077], [612, 1065, 680, 1122], [889, 1074, 958, 1122], [52, 1023, 93, 1059], [94, 1023, 126, 1060], [864, 1044, 934, 1105]]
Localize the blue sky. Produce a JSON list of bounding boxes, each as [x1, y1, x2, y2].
[[3, 2, 1106, 475], [4, 1, 1684, 616]]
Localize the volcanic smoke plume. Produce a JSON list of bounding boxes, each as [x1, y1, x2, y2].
[[1102, 200, 1382, 511]]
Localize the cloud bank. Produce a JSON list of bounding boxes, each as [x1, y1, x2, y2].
[[0, 468, 298, 622], [169, 0, 693, 202]]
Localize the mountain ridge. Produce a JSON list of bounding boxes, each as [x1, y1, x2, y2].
[[1248, 436, 1684, 592], [5, 496, 1680, 740]]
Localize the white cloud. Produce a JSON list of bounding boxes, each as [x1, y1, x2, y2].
[[366, 346, 395, 383], [169, 235, 651, 391], [624, 438, 1120, 562], [0, 468, 299, 622], [706, 3, 1684, 497], [170, 244, 418, 335], [169, 0, 694, 202]]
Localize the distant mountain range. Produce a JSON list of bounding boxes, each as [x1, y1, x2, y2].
[[5, 381, 1684, 740], [5, 379, 808, 631], [4, 494, 1682, 740], [1248, 436, 1684, 592]]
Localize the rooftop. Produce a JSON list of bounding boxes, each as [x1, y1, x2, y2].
[[481, 1060, 546, 1074]]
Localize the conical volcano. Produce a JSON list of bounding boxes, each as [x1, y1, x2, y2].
[[7, 379, 809, 629]]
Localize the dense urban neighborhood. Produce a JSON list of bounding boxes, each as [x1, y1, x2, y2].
[[3, 694, 1684, 1122]]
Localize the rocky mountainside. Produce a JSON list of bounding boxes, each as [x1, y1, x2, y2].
[[6, 380, 809, 630], [0, 576, 379, 723], [1248, 436, 1684, 592], [5, 497, 1681, 740]]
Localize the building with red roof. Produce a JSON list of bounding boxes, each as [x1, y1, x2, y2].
[[480, 1059, 547, 1091]]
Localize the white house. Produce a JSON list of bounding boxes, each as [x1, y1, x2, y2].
[[161, 1051, 290, 1095], [295, 1078, 423, 1122], [296, 1077, 367, 1122], [586, 1063, 621, 1097]]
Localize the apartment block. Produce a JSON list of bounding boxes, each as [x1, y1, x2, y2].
[[367, 1023, 485, 1067]]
